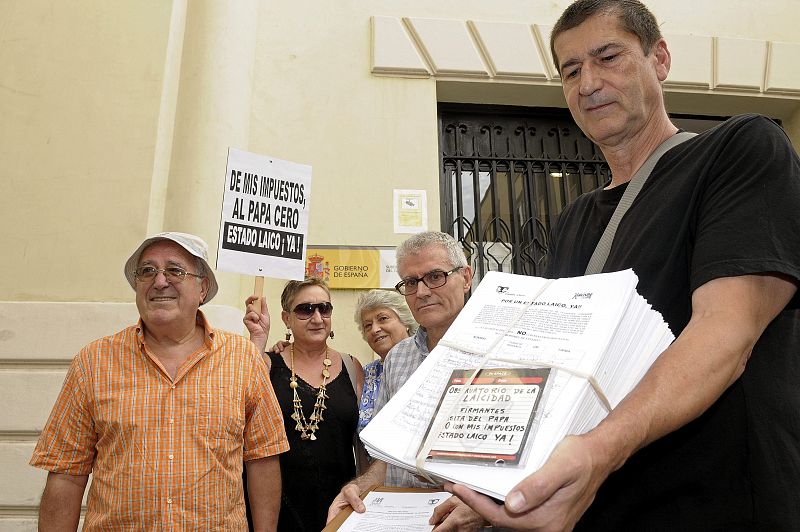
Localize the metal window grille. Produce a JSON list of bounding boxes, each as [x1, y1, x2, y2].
[[438, 105, 730, 286], [439, 104, 610, 282]]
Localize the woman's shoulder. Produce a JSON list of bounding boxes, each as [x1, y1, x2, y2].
[[266, 351, 287, 371], [363, 359, 382, 372], [329, 350, 361, 382], [362, 359, 383, 381], [329, 349, 352, 366]]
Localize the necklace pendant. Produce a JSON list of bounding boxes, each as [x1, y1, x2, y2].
[[289, 343, 331, 442]]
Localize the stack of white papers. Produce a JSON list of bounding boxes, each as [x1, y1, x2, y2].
[[360, 270, 673, 500]]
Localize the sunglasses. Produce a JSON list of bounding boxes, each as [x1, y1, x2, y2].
[[292, 302, 333, 320]]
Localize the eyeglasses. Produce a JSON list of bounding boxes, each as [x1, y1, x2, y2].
[[292, 302, 334, 320], [134, 266, 203, 283], [395, 267, 463, 295]]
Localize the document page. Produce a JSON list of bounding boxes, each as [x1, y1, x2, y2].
[[336, 491, 450, 532]]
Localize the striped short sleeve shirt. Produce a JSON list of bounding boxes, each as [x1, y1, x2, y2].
[[30, 311, 289, 530]]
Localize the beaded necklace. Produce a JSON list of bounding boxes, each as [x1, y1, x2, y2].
[[289, 344, 332, 441]]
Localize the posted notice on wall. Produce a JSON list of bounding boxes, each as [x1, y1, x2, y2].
[[216, 148, 312, 280], [394, 189, 428, 234]]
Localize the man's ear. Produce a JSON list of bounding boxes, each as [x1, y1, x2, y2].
[[200, 278, 210, 303], [653, 38, 670, 82], [461, 266, 474, 293]]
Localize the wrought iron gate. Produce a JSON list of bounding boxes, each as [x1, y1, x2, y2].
[[439, 104, 610, 281]]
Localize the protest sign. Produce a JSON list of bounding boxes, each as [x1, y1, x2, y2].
[[424, 367, 550, 466], [217, 148, 312, 280]]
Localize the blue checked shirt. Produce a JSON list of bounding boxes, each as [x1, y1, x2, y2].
[[374, 327, 439, 488]]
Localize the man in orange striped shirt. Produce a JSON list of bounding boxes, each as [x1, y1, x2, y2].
[[30, 232, 289, 531]]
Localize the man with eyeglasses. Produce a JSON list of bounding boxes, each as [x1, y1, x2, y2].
[[31, 232, 289, 531], [328, 231, 485, 530]]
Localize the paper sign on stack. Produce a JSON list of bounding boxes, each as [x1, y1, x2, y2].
[[360, 269, 673, 500]]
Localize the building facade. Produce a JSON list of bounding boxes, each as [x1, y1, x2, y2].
[[1, 0, 799, 528]]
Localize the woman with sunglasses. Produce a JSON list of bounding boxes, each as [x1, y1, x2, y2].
[[243, 278, 364, 532]]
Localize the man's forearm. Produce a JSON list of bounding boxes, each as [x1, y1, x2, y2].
[[586, 274, 797, 473], [327, 459, 388, 523], [38, 472, 88, 532], [246, 456, 281, 532], [349, 459, 387, 492]]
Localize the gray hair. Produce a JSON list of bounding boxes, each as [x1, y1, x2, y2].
[[353, 289, 418, 336], [396, 231, 468, 273]]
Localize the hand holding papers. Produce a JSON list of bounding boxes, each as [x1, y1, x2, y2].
[[325, 488, 450, 532], [360, 269, 674, 500]]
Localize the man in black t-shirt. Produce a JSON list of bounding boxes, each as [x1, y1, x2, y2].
[[450, 1, 800, 530]]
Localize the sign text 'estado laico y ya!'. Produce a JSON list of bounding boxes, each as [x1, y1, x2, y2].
[[216, 148, 312, 281]]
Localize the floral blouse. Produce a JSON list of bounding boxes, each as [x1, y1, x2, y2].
[[357, 359, 383, 433]]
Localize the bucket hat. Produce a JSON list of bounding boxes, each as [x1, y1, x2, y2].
[[124, 232, 218, 304]]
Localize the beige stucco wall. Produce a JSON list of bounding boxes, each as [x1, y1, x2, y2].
[[1, 0, 798, 527], [0, 0, 172, 303]]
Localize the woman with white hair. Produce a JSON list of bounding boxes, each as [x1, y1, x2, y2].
[[353, 289, 418, 434]]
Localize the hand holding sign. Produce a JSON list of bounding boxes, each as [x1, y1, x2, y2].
[[244, 291, 270, 353]]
